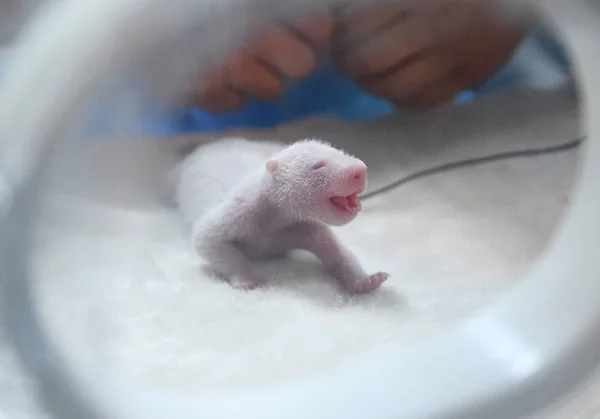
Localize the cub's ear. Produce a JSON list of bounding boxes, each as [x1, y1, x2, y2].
[[265, 159, 278, 173]]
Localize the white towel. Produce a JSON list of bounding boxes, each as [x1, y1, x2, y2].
[[2, 84, 594, 418]]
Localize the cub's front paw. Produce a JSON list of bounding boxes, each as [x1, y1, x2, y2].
[[348, 272, 390, 293]]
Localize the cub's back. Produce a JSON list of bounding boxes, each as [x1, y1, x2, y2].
[[174, 137, 284, 225]]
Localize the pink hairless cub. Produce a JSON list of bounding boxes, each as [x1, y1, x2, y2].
[[176, 138, 390, 292]]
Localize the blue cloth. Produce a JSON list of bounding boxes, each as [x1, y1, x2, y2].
[[152, 61, 397, 136], [153, 62, 471, 136]]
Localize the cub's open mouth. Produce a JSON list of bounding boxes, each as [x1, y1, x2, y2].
[[330, 193, 361, 213]]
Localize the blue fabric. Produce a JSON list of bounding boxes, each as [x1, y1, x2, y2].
[[155, 64, 478, 136], [154, 61, 396, 136]]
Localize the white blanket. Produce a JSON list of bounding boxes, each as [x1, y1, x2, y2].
[[3, 84, 596, 419]]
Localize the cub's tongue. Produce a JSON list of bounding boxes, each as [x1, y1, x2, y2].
[[330, 193, 361, 213]]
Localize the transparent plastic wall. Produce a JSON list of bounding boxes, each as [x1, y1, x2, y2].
[[0, 0, 599, 419]]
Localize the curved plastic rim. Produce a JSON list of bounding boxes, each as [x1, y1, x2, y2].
[[1, 0, 600, 419]]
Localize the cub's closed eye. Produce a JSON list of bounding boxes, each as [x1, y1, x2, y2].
[[312, 160, 326, 170]]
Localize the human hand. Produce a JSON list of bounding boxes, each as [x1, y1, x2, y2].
[[192, 16, 333, 113], [192, 1, 530, 113], [332, 0, 530, 108]]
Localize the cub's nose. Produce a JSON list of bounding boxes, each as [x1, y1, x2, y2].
[[345, 165, 367, 189]]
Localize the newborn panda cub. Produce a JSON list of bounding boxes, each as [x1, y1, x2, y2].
[[185, 139, 389, 292]]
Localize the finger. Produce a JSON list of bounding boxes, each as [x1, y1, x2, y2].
[[195, 88, 246, 113], [334, 11, 434, 78], [432, 2, 527, 87], [426, 0, 487, 42], [437, 1, 527, 52], [403, 72, 466, 108], [457, 33, 526, 89], [281, 15, 334, 53], [333, 4, 410, 48], [358, 48, 458, 101], [225, 54, 285, 101], [252, 25, 317, 79], [192, 69, 245, 113]]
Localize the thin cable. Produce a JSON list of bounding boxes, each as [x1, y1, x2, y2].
[[361, 137, 584, 200]]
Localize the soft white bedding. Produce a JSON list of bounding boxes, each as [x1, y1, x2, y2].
[[3, 84, 596, 419]]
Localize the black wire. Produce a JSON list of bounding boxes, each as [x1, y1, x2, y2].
[[361, 137, 585, 201]]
